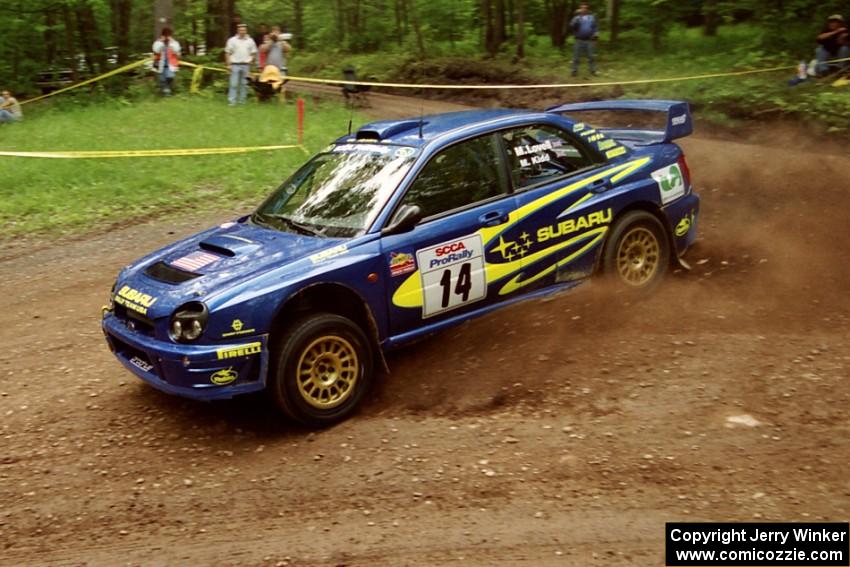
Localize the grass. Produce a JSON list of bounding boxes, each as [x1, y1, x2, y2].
[[0, 94, 360, 239]]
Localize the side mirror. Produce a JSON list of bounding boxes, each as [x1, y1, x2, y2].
[[381, 205, 423, 236]]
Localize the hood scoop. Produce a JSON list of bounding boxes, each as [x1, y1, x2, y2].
[[199, 234, 261, 257], [145, 261, 201, 284]]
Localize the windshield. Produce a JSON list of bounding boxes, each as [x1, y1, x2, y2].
[[253, 146, 416, 238]]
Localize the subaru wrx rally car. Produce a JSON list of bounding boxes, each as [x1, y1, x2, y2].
[[103, 99, 700, 426]]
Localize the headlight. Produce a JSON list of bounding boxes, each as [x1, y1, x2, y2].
[[103, 282, 116, 318], [169, 302, 208, 343]]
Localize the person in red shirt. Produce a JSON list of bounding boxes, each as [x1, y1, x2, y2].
[[152, 27, 181, 96]]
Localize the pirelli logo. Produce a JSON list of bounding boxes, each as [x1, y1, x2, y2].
[[216, 342, 262, 360]]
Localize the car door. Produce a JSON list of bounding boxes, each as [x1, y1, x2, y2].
[[380, 132, 518, 338], [491, 123, 617, 296]]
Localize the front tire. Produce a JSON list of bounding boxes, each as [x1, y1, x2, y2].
[[602, 210, 670, 293], [269, 313, 373, 427]]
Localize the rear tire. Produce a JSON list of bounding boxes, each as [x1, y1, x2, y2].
[[269, 313, 373, 427], [602, 210, 670, 293]]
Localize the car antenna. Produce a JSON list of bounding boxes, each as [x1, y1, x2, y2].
[[347, 102, 354, 136], [418, 101, 424, 139]]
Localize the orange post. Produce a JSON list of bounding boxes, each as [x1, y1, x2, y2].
[[297, 98, 305, 146]]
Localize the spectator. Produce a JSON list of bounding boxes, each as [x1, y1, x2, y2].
[[816, 15, 849, 76], [152, 27, 181, 96], [258, 33, 270, 69], [0, 90, 22, 124], [261, 26, 292, 74], [225, 23, 257, 106], [570, 3, 598, 77]]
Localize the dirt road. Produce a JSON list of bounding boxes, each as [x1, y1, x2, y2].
[[1, 93, 849, 566]]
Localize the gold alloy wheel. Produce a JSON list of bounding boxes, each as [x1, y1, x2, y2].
[[616, 226, 660, 286], [296, 335, 359, 410]]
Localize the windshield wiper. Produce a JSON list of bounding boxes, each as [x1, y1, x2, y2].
[[250, 211, 272, 229], [265, 214, 325, 237]]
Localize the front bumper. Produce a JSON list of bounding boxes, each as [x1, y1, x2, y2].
[[102, 312, 269, 401]]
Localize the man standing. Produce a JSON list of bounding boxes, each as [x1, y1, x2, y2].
[[262, 26, 292, 73], [0, 90, 22, 123], [570, 2, 598, 77], [225, 23, 257, 106], [152, 27, 181, 96], [815, 14, 849, 76]]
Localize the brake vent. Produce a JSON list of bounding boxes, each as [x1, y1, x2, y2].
[[144, 261, 200, 284]]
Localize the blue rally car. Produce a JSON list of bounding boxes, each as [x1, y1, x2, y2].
[[102, 99, 700, 426]]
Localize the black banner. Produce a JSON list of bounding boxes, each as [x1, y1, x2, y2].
[[666, 522, 849, 566]]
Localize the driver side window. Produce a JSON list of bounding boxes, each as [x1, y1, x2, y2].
[[398, 133, 508, 220], [501, 125, 594, 190]]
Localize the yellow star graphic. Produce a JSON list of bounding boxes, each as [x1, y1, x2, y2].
[[491, 235, 518, 260]]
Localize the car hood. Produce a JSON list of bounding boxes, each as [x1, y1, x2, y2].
[[114, 220, 348, 319]]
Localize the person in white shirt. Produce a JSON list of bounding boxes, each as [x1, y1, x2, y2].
[[224, 23, 257, 105], [152, 27, 181, 96]]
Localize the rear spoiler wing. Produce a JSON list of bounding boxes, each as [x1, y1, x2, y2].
[[545, 100, 693, 144]]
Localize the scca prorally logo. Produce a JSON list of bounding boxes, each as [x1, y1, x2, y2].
[[652, 164, 685, 204], [435, 241, 466, 257]]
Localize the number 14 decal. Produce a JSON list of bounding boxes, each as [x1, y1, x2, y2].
[[417, 234, 487, 318], [439, 262, 473, 308]]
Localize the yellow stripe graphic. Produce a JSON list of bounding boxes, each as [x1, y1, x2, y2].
[[392, 158, 651, 309], [498, 229, 607, 295]]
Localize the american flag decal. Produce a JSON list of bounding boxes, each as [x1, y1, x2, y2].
[[170, 251, 221, 272]]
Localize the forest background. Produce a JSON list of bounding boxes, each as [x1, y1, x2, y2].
[[1, 0, 849, 130]]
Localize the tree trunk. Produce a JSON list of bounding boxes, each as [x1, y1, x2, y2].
[[607, 0, 620, 45], [227, 0, 237, 36], [548, 0, 567, 48], [482, 0, 496, 56], [191, 18, 198, 55], [61, 4, 79, 81], [515, 0, 525, 59], [394, 0, 402, 44], [111, 0, 132, 64], [293, 0, 305, 48], [75, 1, 106, 75], [703, 0, 719, 37], [651, 17, 663, 51], [494, 0, 506, 46], [205, 0, 228, 51], [335, 0, 345, 45], [406, 0, 425, 59], [153, 0, 172, 41], [45, 8, 57, 65]]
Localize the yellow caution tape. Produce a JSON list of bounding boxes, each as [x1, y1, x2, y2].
[[20, 58, 151, 106], [0, 144, 306, 159], [282, 56, 850, 89], [18, 55, 850, 108], [190, 65, 205, 94]]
